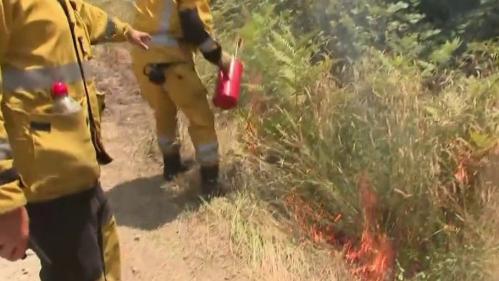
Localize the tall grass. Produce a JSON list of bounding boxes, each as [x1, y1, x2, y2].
[[212, 1, 499, 280]]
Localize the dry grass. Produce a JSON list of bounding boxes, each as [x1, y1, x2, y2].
[[478, 145, 499, 281], [189, 115, 356, 280], [197, 193, 356, 281]]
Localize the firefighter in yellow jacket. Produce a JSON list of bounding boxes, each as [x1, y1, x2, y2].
[[131, 0, 230, 197], [0, 1, 150, 280]]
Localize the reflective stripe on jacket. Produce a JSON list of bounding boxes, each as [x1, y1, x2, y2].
[[131, 0, 214, 64], [133, 0, 213, 39]]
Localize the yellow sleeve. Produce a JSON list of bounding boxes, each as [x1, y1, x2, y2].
[[0, 0, 10, 62], [0, 1, 26, 215], [0, 102, 26, 215], [74, 0, 131, 43], [0, 180, 26, 215]]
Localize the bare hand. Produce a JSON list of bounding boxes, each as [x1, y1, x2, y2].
[[0, 207, 29, 261], [127, 29, 151, 50]]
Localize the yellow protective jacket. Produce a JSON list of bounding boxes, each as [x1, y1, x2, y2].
[[0, 0, 130, 214], [132, 0, 214, 62]]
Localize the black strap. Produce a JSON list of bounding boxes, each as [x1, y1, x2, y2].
[[57, 0, 112, 165], [178, 8, 210, 46], [0, 167, 19, 185]]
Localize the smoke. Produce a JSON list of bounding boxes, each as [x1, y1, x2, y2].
[[299, 0, 499, 68]]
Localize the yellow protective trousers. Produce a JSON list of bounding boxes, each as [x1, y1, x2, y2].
[[131, 47, 219, 166]]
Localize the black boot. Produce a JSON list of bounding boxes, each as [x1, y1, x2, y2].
[[163, 153, 189, 181], [200, 165, 222, 198]]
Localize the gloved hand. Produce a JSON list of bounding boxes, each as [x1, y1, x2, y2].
[[201, 45, 232, 72], [0, 207, 29, 261], [199, 39, 232, 71]]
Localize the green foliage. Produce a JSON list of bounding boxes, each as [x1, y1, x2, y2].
[[215, 0, 499, 81]]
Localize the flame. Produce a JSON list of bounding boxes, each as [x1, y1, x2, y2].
[[285, 173, 395, 281], [346, 174, 395, 281], [284, 194, 340, 245]]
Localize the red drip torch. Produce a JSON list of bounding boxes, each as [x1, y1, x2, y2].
[[213, 38, 244, 110]]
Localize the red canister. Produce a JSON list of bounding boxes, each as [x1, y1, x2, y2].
[[213, 58, 244, 110]]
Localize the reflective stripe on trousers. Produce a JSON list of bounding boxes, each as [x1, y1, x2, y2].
[[158, 136, 179, 155], [196, 142, 219, 166], [1, 62, 94, 92]]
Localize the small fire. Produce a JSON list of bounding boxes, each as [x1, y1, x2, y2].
[[347, 174, 395, 281], [285, 173, 395, 281], [285, 194, 340, 245]]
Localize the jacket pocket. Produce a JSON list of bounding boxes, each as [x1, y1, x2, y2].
[[28, 103, 100, 199]]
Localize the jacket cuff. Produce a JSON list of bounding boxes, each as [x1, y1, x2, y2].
[[0, 181, 27, 215], [104, 17, 131, 42]]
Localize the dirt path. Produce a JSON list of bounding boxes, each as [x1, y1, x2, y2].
[[0, 45, 249, 281]]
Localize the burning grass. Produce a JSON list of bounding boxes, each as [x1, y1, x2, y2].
[[231, 37, 498, 279], [285, 173, 395, 281]]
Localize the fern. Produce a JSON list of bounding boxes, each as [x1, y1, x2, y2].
[[430, 38, 463, 65]]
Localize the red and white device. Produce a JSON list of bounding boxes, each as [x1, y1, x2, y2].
[[213, 39, 244, 110], [51, 81, 81, 115]]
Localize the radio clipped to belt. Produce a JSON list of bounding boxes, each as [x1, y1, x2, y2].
[[143, 62, 181, 85]]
